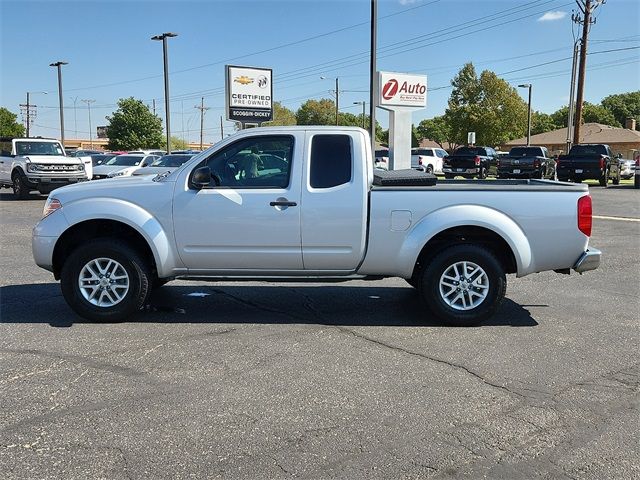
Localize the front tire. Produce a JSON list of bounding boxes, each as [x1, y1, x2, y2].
[[12, 171, 29, 199], [60, 240, 150, 322], [418, 245, 506, 326]]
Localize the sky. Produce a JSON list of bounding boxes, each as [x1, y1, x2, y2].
[[1, 0, 639, 144]]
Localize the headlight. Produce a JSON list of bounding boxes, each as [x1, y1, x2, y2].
[[78, 164, 85, 171], [27, 164, 41, 172], [42, 198, 62, 218]]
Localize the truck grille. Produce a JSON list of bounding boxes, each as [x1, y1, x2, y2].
[[38, 164, 79, 171]]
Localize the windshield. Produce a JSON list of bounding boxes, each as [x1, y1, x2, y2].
[[455, 147, 487, 156], [105, 155, 143, 166], [150, 154, 193, 167], [16, 141, 64, 156], [509, 147, 542, 156]]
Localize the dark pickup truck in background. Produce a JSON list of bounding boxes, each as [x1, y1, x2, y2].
[[557, 144, 621, 186], [442, 146, 498, 179], [497, 146, 557, 180]]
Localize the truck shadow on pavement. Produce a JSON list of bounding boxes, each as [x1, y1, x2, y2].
[[1, 283, 539, 328]]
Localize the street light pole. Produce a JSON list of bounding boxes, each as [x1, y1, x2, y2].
[[353, 101, 366, 129], [82, 99, 96, 148], [49, 61, 68, 147], [151, 32, 178, 153], [518, 84, 532, 146]]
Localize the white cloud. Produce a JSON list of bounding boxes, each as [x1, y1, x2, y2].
[[538, 11, 568, 22]]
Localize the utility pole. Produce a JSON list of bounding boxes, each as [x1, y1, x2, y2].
[[370, 0, 378, 153], [566, 41, 580, 152], [151, 32, 178, 153], [220, 116, 224, 141], [572, 0, 603, 144], [335, 77, 339, 126], [194, 97, 210, 151], [518, 84, 532, 146], [71, 96, 79, 138], [82, 99, 96, 147], [152, 98, 156, 116], [49, 61, 68, 147]]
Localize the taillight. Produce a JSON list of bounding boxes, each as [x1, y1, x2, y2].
[[418, 158, 423, 165], [578, 195, 592, 237], [599, 155, 605, 169], [534, 160, 540, 168], [474, 156, 481, 166]]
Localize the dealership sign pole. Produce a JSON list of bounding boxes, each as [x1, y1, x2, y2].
[[377, 71, 427, 170], [225, 65, 273, 129]]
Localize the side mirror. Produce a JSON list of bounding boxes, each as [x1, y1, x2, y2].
[[192, 166, 212, 188]]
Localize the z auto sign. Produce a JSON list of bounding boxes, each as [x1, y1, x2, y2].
[[378, 72, 427, 109], [226, 65, 273, 124]]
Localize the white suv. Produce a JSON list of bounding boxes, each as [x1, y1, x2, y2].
[[410, 147, 448, 174], [0, 137, 87, 198]]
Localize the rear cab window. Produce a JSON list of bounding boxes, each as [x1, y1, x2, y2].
[[310, 135, 352, 189]]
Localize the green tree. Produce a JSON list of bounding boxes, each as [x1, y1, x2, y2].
[[551, 102, 620, 128], [170, 136, 188, 150], [531, 111, 558, 135], [106, 97, 164, 150], [264, 101, 297, 126], [416, 116, 451, 149], [601, 91, 640, 129], [0, 107, 25, 137], [295, 98, 336, 125], [443, 63, 527, 147]]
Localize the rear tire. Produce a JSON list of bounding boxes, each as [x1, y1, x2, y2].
[[60, 239, 151, 322], [425, 165, 434, 174], [418, 244, 506, 327], [599, 168, 609, 187], [478, 167, 487, 180]]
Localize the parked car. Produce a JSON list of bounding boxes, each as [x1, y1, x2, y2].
[[634, 155, 640, 189], [442, 146, 498, 179], [92, 154, 157, 179], [619, 159, 634, 180], [68, 149, 104, 158], [411, 147, 448, 174], [89, 154, 118, 167], [118, 153, 195, 177], [557, 144, 621, 187], [374, 149, 389, 170], [33, 126, 600, 327], [0, 137, 86, 198], [497, 146, 557, 180], [128, 149, 166, 156]]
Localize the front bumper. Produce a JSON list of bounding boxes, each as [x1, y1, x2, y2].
[[573, 248, 601, 273], [26, 175, 87, 187]]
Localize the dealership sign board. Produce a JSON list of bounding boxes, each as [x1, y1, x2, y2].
[[378, 72, 427, 110], [225, 65, 273, 124]]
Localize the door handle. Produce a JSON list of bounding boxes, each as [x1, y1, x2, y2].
[[270, 200, 297, 207]]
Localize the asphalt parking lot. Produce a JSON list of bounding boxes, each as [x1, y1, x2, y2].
[[1, 184, 638, 480]]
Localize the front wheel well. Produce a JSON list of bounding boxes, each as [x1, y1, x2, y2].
[[52, 219, 157, 280], [411, 226, 518, 280]]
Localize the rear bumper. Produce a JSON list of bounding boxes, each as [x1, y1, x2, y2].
[[442, 167, 479, 174], [557, 166, 603, 180], [497, 167, 540, 177], [573, 247, 601, 273]]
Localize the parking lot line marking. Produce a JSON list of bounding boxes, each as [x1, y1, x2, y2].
[[593, 215, 640, 223]]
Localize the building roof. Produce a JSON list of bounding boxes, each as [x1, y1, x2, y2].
[[419, 138, 454, 151], [505, 123, 640, 146]]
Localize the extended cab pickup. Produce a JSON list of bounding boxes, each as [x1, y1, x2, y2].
[[557, 144, 621, 186], [0, 137, 87, 198], [497, 146, 557, 180], [32, 127, 601, 326], [442, 146, 498, 179]]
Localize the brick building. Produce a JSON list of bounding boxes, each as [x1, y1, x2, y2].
[[503, 120, 640, 159]]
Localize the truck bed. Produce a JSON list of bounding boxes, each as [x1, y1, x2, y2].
[[371, 178, 587, 191]]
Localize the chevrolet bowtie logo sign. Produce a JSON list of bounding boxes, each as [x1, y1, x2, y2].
[[234, 76, 254, 85]]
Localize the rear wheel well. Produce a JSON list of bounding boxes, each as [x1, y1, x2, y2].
[[411, 226, 517, 280], [52, 220, 157, 280]]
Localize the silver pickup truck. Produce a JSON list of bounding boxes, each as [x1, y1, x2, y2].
[[32, 127, 600, 326]]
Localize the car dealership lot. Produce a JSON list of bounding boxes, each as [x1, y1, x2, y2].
[[1, 186, 638, 479]]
